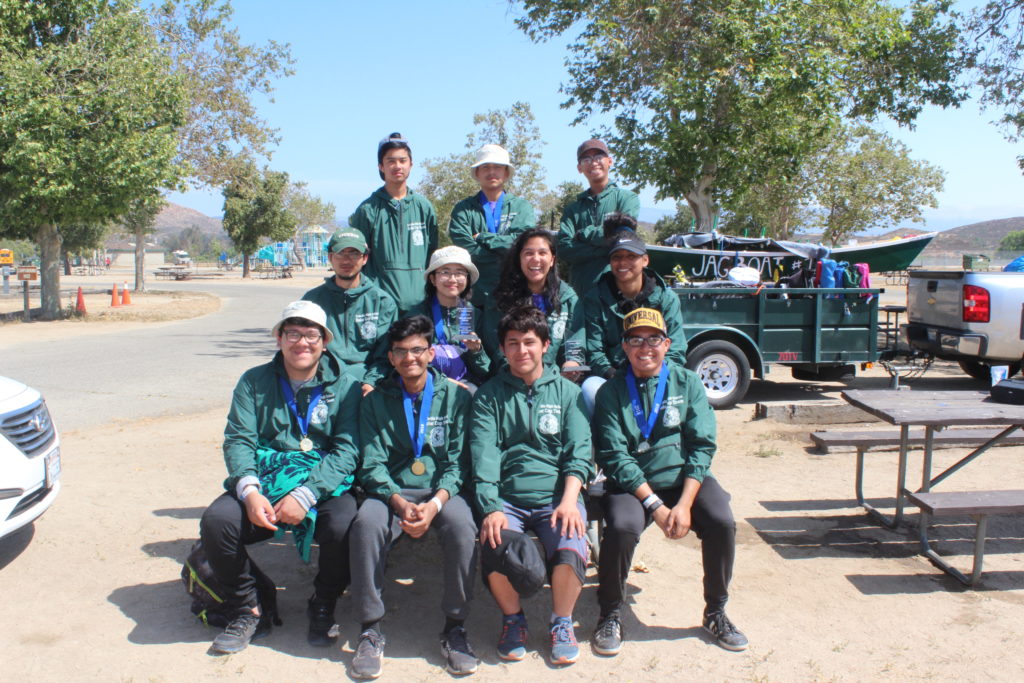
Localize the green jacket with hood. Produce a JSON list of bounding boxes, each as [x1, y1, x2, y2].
[[358, 367, 472, 501], [349, 187, 438, 313], [470, 366, 594, 515], [557, 183, 639, 294], [479, 281, 585, 374], [448, 192, 536, 305], [223, 349, 362, 500], [580, 268, 686, 378], [406, 297, 491, 383], [592, 361, 716, 493], [301, 275, 398, 386]]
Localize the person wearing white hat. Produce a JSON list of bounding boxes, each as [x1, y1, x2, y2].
[[200, 300, 363, 654], [449, 144, 537, 307], [406, 246, 491, 390]]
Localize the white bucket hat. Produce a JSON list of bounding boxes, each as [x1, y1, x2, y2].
[[424, 246, 480, 285], [471, 144, 513, 172], [271, 300, 334, 343]]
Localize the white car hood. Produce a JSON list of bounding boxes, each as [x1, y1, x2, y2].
[[0, 376, 37, 415]]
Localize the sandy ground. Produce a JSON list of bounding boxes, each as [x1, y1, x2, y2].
[[2, 277, 1024, 681]]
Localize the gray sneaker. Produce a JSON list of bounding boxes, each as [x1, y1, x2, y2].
[[210, 611, 262, 654], [440, 626, 480, 675], [351, 628, 386, 679], [703, 611, 748, 652], [592, 613, 623, 656]]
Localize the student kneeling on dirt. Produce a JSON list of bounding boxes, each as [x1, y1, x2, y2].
[[471, 306, 594, 666], [348, 315, 479, 679], [199, 301, 362, 654], [590, 307, 747, 655]]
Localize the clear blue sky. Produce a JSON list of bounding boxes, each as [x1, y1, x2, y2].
[[168, 0, 1023, 233]]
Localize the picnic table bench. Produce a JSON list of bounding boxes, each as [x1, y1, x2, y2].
[[154, 266, 192, 280]]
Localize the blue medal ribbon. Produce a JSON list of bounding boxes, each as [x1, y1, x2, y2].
[[278, 376, 324, 441], [625, 362, 669, 443], [431, 296, 449, 345], [531, 293, 549, 314], [401, 373, 434, 463], [479, 191, 505, 234]]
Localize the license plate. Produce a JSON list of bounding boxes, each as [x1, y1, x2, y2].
[[45, 448, 61, 488]]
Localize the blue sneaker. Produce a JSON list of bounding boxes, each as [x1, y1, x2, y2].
[[497, 613, 528, 661], [549, 617, 579, 665]]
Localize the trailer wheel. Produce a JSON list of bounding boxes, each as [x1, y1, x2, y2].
[[685, 340, 751, 409], [957, 359, 1021, 381]]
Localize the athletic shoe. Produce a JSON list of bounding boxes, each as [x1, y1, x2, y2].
[[549, 616, 579, 665], [351, 628, 386, 679], [703, 611, 748, 651], [440, 625, 480, 675], [592, 613, 623, 656], [306, 594, 337, 647], [496, 613, 528, 661], [210, 611, 263, 654]]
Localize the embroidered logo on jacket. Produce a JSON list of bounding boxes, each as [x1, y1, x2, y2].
[[356, 312, 379, 340], [426, 416, 449, 448], [408, 221, 426, 246], [662, 395, 685, 428], [550, 311, 568, 340], [537, 404, 562, 435]]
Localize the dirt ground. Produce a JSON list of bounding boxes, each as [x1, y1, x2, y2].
[[2, 277, 1024, 681]]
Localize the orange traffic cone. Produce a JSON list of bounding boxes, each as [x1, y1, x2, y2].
[[75, 287, 87, 315], [110, 282, 121, 307], [121, 281, 131, 306]]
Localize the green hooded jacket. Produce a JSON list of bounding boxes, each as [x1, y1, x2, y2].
[[301, 275, 398, 385], [223, 349, 362, 501], [358, 367, 472, 501], [580, 268, 687, 378], [406, 297, 491, 383], [592, 361, 716, 492], [448, 192, 536, 305], [557, 183, 639, 294], [470, 366, 594, 515], [349, 187, 438, 313], [479, 281, 585, 375]]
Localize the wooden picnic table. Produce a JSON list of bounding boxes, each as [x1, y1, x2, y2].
[[841, 389, 1024, 528], [154, 265, 192, 280]]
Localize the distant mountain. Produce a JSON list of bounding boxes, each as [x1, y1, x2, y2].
[[923, 217, 1024, 255], [153, 202, 223, 238]]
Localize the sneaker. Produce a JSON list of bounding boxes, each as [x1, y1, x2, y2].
[[351, 628, 386, 679], [210, 610, 262, 654], [440, 625, 480, 675], [703, 611, 748, 652], [592, 613, 623, 656], [549, 616, 579, 665], [496, 613, 528, 661], [306, 594, 337, 647]]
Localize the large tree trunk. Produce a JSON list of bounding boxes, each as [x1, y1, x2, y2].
[[62, 249, 71, 276], [241, 251, 251, 278], [684, 167, 717, 232], [37, 223, 63, 320], [134, 225, 146, 292], [291, 228, 305, 271]]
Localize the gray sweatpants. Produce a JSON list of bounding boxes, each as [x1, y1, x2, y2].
[[350, 488, 478, 625]]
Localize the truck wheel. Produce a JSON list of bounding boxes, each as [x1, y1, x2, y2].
[[958, 359, 1021, 381], [685, 340, 751, 409]]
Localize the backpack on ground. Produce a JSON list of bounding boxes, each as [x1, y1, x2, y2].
[[181, 540, 281, 629]]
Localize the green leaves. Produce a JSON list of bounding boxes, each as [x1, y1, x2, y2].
[[221, 164, 293, 276]]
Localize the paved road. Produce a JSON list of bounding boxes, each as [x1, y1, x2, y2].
[[1, 280, 311, 432]]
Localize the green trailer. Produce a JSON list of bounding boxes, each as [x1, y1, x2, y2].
[[677, 286, 882, 408]]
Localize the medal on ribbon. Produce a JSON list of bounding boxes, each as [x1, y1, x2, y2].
[[402, 373, 434, 477], [625, 363, 668, 456], [279, 377, 324, 454]]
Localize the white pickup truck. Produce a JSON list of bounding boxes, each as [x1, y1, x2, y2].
[[904, 269, 1024, 379]]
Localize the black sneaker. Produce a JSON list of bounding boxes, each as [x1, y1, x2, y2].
[[351, 628, 386, 679], [306, 594, 337, 647], [210, 610, 262, 654], [702, 611, 748, 652], [592, 613, 623, 656], [440, 625, 480, 676]]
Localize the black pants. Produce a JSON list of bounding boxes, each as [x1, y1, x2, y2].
[[199, 491, 358, 608], [597, 476, 735, 617]]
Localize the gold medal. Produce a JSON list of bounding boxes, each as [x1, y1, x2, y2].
[[410, 460, 427, 475], [299, 437, 313, 452]]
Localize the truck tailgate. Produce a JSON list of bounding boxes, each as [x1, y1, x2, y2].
[[907, 271, 962, 326]]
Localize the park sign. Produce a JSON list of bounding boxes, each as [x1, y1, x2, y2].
[[16, 266, 38, 281]]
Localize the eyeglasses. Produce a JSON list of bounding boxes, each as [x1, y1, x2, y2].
[[435, 269, 468, 281], [283, 330, 323, 343], [624, 335, 666, 347], [579, 153, 608, 165], [390, 346, 429, 359]]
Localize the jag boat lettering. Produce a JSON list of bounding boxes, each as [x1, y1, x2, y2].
[[690, 254, 785, 280]]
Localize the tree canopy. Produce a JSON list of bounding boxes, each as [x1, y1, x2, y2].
[[968, 1, 1024, 172], [514, 0, 965, 230], [222, 164, 293, 278]]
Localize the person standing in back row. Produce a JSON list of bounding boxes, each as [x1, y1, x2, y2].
[[349, 132, 438, 315], [558, 138, 639, 295]]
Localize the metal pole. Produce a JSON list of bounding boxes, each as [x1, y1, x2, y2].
[[22, 280, 31, 322]]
